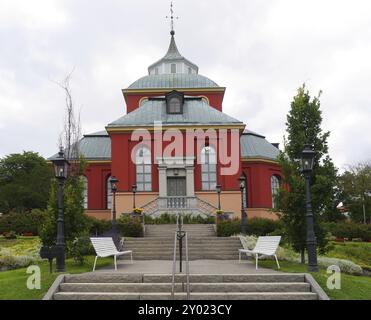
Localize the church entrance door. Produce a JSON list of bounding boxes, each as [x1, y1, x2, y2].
[[167, 177, 186, 197]]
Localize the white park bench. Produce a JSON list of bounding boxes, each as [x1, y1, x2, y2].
[[90, 237, 133, 271], [238, 236, 281, 270]]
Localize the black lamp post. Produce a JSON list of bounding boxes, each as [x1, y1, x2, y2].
[[51, 147, 70, 273], [132, 184, 137, 210], [238, 175, 247, 235], [301, 144, 319, 272], [216, 184, 222, 210], [109, 176, 119, 247]]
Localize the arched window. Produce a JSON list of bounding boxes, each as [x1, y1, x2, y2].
[[81, 176, 88, 209], [106, 176, 112, 210], [271, 175, 280, 208], [136, 147, 152, 191], [201, 146, 217, 191]]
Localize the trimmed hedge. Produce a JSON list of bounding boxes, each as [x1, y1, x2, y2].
[[117, 215, 143, 237], [217, 218, 282, 237], [0, 210, 47, 236], [323, 222, 371, 242], [144, 213, 214, 225], [86, 216, 112, 236]]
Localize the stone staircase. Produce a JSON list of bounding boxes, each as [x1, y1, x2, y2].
[[47, 273, 326, 300], [123, 224, 243, 260]]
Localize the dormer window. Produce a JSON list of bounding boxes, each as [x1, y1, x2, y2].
[[166, 90, 184, 114], [169, 97, 181, 113]]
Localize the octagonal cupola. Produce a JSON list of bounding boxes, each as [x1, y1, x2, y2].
[[148, 32, 199, 76]]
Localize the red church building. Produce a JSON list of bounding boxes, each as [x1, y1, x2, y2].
[[70, 30, 282, 221]]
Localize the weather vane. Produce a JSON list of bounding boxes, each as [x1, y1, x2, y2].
[[166, 1, 179, 35]]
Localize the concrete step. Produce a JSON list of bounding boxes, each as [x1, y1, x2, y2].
[[124, 237, 240, 242], [54, 292, 318, 300], [128, 255, 241, 260], [59, 282, 311, 293], [65, 273, 305, 284], [145, 224, 215, 229], [125, 249, 238, 258], [124, 247, 242, 252], [124, 244, 241, 248]]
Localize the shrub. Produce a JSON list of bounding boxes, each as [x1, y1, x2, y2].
[[217, 219, 240, 237], [0, 248, 41, 270], [317, 257, 363, 275], [3, 231, 17, 239], [182, 214, 214, 224], [217, 218, 282, 237], [247, 218, 282, 236], [0, 209, 47, 235], [144, 213, 214, 225], [67, 236, 94, 265], [323, 222, 371, 241], [86, 216, 112, 236], [117, 215, 143, 237]]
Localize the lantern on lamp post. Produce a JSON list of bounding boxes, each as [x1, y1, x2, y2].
[[109, 176, 119, 247], [301, 144, 319, 272], [238, 175, 247, 235], [51, 147, 70, 272], [216, 184, 222, 211]]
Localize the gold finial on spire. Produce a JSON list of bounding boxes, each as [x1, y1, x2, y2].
[[166, 1, 179, 36]]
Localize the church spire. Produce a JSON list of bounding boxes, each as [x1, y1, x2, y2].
[[166, 1, 178, 36], [147, 2, 198, 75]]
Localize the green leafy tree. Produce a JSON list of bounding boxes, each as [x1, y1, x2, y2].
[[275, 85, 337, 261], [39, 157, 90, 247], [338, 162, 371, 223], [0, 152, 52, 213]]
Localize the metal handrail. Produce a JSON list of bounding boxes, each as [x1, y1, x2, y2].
[[185, 232, 190, 300], [171, 214, 190, 300]]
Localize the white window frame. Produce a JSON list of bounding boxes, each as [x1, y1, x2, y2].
[[271, 175, 280, 209], [106, 176, 112, 210], [201, 146, 217, 191], [136, 147, 152, 192]]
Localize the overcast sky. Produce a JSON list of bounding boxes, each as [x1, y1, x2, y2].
[[0, 0, 370, 170]]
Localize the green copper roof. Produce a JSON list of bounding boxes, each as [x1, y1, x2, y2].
[[147, 35, 199, 72], [240, 130, 280, 161], [128, 74, 219, 89], [78, 135, 111, 160], [50, 129, 279, 161], [107, 99, 242, 127]]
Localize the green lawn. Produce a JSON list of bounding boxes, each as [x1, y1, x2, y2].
[[259, 260, 371, 300], [0, 256, 113, 300], [326, 242, 371, 270]]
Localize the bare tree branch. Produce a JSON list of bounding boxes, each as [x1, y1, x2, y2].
[[51, 68, 83, 175]]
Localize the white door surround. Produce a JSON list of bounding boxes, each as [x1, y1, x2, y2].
[[157, 156, 195, 198]]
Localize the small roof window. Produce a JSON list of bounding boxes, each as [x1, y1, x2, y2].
[[166, 90, 184, 114]]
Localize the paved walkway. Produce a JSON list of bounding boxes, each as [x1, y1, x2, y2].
[[97, 260, 280, 274]]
